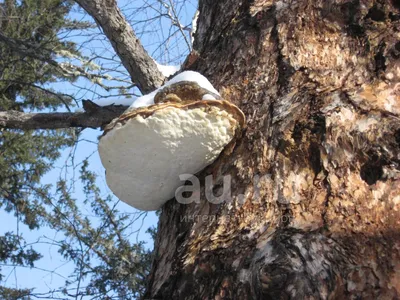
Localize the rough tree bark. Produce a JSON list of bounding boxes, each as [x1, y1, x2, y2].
[[145, 0, 400, 299]]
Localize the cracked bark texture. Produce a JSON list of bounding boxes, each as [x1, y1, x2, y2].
[[145, 0, 400, 299]]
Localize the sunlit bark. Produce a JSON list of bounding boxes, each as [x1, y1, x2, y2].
[[146, 0, 400, 298]]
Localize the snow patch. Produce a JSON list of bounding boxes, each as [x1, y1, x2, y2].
[[128, 90, 158, 108], [191, 10, 199, 45], [202, 94, 217, 100], [155, 61, 180, 77], [163, 71, 220, 95], [130, 71, 220, 109], [94, 97, 135, 107]]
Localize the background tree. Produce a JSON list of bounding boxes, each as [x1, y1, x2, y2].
[[0, 0, 83, 297], [1, 0, 399, 299]]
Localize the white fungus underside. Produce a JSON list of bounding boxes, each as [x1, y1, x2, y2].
[[99, 106, 237, 211]]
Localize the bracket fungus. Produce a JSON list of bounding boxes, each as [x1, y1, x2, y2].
[[98, 71, 245, 211]]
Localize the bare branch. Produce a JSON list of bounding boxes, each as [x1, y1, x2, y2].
[[74, 0, 165, 93], [0, 101, 127, 130]]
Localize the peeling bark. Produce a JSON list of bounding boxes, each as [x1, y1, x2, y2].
[[146, 0, 400, 299], [74, 0, 164, 93]]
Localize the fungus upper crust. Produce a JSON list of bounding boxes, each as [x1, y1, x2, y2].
[[154, 81, 221, 104], [98, 79, 245, 211]]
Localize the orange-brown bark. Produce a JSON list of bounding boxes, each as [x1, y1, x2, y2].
[[146, 0, 400, 299]]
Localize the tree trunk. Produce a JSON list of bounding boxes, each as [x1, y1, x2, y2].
[[145, 0, 400, 299]]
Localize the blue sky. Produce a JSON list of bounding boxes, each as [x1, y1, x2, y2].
[[0, 0, 197, 297]]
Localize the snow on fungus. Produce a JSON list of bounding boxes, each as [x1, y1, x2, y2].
[[155, 61, 180, 77], [98, 72, 245, 211], [129, 71, 221, 109]]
